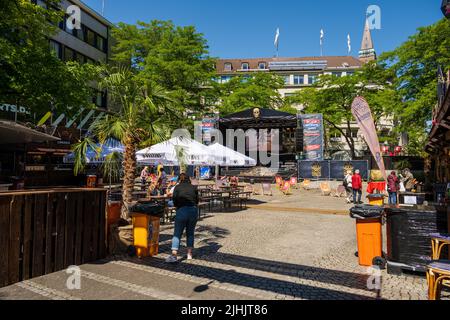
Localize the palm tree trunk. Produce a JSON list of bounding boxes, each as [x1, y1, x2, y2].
[[122, 136, 137, 220]]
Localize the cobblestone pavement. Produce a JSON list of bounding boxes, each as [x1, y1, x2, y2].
[[0, 189, 448, 300]]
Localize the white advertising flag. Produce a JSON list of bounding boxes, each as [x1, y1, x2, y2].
[[351, 96, 387, 180], [274, 28, 280, 48]]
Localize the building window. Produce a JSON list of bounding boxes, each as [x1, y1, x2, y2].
[[258, 62, 266, 70], [332, 72, 342, 77], [308, 75, 317, 85], [293, 75, 304, 85], [241, 62, 249, 70], [96, 35, 106, 52], [75, 25, 85, 41], [86, 29, 96, 47], [75, 52, 85, 64], [49, 40, 62, 59], [347, 129, 359, 139], [284, 75, 291, 85], [224, 63, 232, 71], [221, 75, 232, 83], [64, 47, 74, 61]]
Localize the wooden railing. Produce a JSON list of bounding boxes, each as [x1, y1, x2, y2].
[[0, 188, 107, 288]]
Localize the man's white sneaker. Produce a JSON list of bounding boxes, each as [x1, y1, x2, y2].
[[165, 255, 178, 263]]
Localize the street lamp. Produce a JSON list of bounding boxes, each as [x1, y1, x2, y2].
[[442, 0, 450, 18]]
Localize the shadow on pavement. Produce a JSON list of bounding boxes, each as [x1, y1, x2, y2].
[[122, 251, 377, 300]]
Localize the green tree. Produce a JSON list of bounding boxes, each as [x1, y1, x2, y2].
[[216, 73, 285, 115], [380, 18, 450, 155], [0, 0, 99, 118], [73, 68, 178, 219], [291, 69, 399, 159], [111, 20, 216, 122]]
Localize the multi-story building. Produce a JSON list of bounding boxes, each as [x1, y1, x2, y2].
[[215, 20, 396, 158], [33, 0, 114, 130]]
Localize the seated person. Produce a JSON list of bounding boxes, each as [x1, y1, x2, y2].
[[230, 176, 239, 188], [148, 179, 163, 197]]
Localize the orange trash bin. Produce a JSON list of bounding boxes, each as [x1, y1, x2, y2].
[[131, 213, 161, 258], [355, 217, 383, 267]]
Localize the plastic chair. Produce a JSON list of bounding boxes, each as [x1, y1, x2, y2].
[[302, 179, 311, 190], [281, 181, 292, 195], [275, 176, 283, 189], [290, 177, 298, 189], [320, 182, 331, 196], [262, 183, 273, 196], [333, 185, 347, 198]]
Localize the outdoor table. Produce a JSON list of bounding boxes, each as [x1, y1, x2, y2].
[[138, 195, 170, 203]]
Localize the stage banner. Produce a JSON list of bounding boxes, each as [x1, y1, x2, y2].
[[201, 118, 218, 145], [329, 161, 369, 181], [298, 160, 369, 180], [299, 114, 324, 161], [351, 97, 387, 180], [298, 161, 330, 180]]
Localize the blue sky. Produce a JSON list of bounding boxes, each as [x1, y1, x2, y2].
[[83, 0, 442, 58]]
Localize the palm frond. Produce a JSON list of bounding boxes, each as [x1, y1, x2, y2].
[[72, 137, 98, 176], [101, 151, 124, 183]]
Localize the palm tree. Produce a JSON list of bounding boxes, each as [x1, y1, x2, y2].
[[74, 67, 176, 219]]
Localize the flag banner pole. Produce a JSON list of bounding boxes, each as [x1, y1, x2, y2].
[[351, 96, 387, 181]]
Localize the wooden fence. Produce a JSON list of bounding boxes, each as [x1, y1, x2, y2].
[[0, 189, 107, 288]]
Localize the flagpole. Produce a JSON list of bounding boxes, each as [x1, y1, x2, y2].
[[102, 0, 105, 16]]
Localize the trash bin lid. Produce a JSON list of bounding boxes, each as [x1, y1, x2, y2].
[[350, 204, 384, 219], [129, 203, 165, 217]]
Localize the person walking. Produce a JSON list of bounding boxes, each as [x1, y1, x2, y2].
[[352, 170, 363, 204], [387, 171, 399, 205], [343, 171, 353, 204], [166, 174, 199, 263]]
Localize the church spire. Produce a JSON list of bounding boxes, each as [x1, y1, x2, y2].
[[359, 19, 376, 63]]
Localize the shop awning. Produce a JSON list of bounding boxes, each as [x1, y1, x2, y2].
[[0, 120, 60, 144]]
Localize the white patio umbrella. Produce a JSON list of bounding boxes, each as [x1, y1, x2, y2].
[[136, 136, 218, 166], [208, 143, 257, 167]]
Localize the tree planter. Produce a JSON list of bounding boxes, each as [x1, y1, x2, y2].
[[107, 201, 122, 227]]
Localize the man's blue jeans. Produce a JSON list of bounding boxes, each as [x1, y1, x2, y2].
[[353, 189, 362, 204], [388, 192, 397, 205], [171, 206, 198, 251]]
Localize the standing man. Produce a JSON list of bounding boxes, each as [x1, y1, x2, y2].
[[352, 170, 363, 204], [387, 171, 400, 205]]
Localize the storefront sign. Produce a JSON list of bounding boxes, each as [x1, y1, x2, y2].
[[0, 104, 30, 115]]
